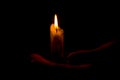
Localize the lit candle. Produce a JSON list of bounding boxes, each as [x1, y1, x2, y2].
[[50, 14, 64, 58]]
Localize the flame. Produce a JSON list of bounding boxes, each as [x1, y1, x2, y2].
[[54, 14, 58, 29]]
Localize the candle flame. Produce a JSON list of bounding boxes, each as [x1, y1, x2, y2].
[[54, 14, 58, 29]]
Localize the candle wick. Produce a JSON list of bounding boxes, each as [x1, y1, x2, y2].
[[56, 28, 58, 33]]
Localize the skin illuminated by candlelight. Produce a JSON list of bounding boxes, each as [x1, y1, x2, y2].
[[31, 40, 116, 69]]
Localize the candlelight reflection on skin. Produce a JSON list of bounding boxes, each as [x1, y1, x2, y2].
[[67, 41, 116, 58], [31, 40, 116, 69], [31, 53, 91, 69]]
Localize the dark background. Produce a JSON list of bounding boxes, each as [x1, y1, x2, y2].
[[5, 0, 119, 79]]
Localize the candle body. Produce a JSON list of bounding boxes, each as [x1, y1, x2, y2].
[[50, 24, 64, 59]]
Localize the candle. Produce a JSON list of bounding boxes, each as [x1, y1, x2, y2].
[[50, 14, 64, 58]]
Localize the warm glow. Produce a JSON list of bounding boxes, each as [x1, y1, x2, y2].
[[54, 14, 58, 29]]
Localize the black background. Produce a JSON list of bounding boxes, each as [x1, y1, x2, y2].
[[5, 0, 119, 79]]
